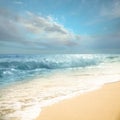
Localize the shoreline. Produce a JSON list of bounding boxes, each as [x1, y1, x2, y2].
[[36, 81, 120, 120]]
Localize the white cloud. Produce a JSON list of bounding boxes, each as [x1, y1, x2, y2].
[[0, 9, 81, 53], [19, 12, 80, 46], [14, 1, 23, 5]]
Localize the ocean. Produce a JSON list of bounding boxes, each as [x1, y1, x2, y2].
[[0, 54, 120, 120]]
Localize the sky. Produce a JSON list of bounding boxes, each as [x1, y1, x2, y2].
[[0, 0, 120, 54]]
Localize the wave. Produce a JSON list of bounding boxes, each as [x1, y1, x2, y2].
[[0, 54, 120, 120], [0, 54, 119, 86], [0, 54, 101, 70]]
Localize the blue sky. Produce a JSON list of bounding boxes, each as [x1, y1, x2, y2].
[[0, 0, 120, 53]]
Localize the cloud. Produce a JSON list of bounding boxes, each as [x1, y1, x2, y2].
[[25, 13, 80, 48], [80, 32, 120, 51], [14, 1, 23, 5], [100, 0, 120, 19], [0, 7, 119, 54], [0, 9, 26, 44], [86, 0, 120, 25], [0, 9, 81, 53], [19, 12, 80, 46]]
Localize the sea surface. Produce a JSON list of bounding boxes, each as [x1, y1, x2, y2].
[[0, 54, 120, 120]]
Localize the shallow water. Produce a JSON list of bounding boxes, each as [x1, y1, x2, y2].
[[0, 54, 120, 120]]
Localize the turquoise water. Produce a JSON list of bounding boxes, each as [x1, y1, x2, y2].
[[0, 54, 120, 120]]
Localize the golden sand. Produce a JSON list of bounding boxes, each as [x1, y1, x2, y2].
[[36, 81, 120, 120]]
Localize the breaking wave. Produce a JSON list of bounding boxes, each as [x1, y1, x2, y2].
[[0, 54, 119, 86]]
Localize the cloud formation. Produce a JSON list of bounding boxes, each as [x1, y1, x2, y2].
[[85, 0, 120, 25], [14, 1, 23, 5], [100, 0, 120, 19], [0, 9, 26, 44], [19, 12, 80, 46], [0, 9, 80, 53], [0, 0, 120, 54], [80, 32, 120, 53]]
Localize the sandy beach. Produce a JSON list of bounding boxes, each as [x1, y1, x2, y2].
[[36, 81, 120, 120]]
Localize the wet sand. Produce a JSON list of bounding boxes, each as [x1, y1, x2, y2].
[[36, 81, 120, 120]]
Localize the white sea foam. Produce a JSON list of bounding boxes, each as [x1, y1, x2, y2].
[[0, 55, 120, 120]]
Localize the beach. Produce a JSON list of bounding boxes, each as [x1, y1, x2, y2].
[[36, 81, 120, 120], [0, 54, 120, 120], [1, 0, 120, 119]]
